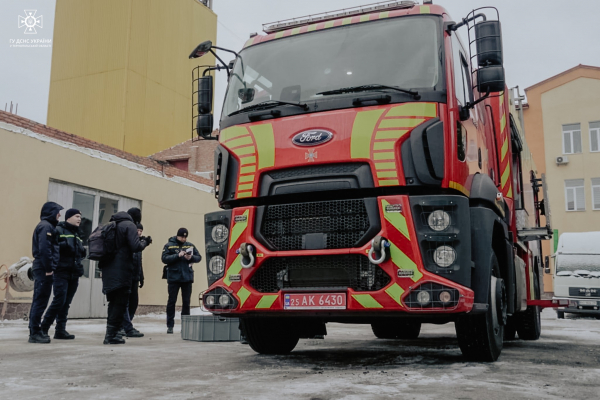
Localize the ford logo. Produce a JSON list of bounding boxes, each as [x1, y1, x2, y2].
[[292, 130, 333, 146]]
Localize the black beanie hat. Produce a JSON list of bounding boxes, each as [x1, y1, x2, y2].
[[177, 228, 188, 238], [136, 223, 144, 230], [65, 208, 81, 221], [127, 207, 142, 223]]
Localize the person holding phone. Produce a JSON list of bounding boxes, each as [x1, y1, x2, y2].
[[161, 228, 201, 334]]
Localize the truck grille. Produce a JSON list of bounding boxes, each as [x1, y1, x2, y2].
[[250, 254, 391, 293], [259, 199, 370, 251]]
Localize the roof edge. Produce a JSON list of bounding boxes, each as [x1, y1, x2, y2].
[[525, 64, 600, 92]]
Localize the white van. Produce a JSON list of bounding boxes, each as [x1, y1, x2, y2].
[[553, 232, 600, 318]]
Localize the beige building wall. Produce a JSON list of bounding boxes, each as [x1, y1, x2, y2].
[[0, 123, 218, 311], [47, 0, 217, 156], [524, 66, 600, 292]]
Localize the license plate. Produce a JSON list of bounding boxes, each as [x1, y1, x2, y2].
[[578, 300, 597, 306], [284, 293, 346, 310]]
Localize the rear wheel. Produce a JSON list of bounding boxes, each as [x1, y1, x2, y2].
[[371, 321, 421, 339], [516, 306, 541, 340], [240, 318, 299, 355], [503, 315, 517, 341], [456, 252, 505, 362]]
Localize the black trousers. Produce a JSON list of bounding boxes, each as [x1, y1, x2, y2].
[[28, 269, 54, 334], [122, 280, 139, 332], [166, 282, 192, 328], [106, 287, 130, 332], [42, 275, 79, 332]]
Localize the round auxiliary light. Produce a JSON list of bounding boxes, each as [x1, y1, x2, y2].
[[219, 294, 230, 306], [205, 295, 215, 306], [416, 290, 431, 305], [428, 210, 450, 231], [439, 291, 452, 304], [433, 245, 456, 268], [209, 256, 226, 275], [211, 224, 229, 244]]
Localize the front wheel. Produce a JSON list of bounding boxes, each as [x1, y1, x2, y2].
[[240, 318, 299, 355], [456, 252, 505, 362]]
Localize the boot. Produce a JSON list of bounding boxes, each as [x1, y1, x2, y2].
[[54, 330, 75, 340], [41, 326, 50, 339], [103, 325, 126, 345], [126, 328, 144, 338], [167, 327, 173, 334], [116, 328, 126, 339], [29, 332, 51, 344]]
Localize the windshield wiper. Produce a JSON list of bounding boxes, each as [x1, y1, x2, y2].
[[228, 100, 308, 116], [317, 84, 420, 100]]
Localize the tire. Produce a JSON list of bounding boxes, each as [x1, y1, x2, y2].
[[456, 252, 505, 362], [371, 321, 421, 339], [503, 315, 517, 341], [240, 318, 299, 355], [556, 310, 565, 319], [516, 306, 541, 340]]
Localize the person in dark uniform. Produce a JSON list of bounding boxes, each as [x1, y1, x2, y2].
[[99, 208, 151, 345], [162, 228, 201, 334], [41, 209, 85, 339], [120, 222, 146, 338], [29, 201, 63, 344]]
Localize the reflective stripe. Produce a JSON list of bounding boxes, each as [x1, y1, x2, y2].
[[381, 199, 410, 239], [375, 130, 408, 140], [223, 255, 243, 286], [220, 126, 248, 142], [60, 234, 82, 242], [500, 113, 506, 132], [385, 283, 405, 306], [449, 181, 470, 196], [352, 294, 383, 309], [501, 139, 508, 161], [373, 141, 395, 150], [233, 145, 255, 156], [420, 5, 430, 14], [378, 119, 425, 129], [228, 210, 249, 249], [379, 179, 399, 186], [237, 286, 251, 307], [375, 162, 396, 170], [501, 164, 511, 188], [350, 109, 386, 159], [226, 135, 253, 149], [239, 155, 256, 165], [373, 151, 394, 160], [376, 171, 398, 178], [255, 295, 278, 309], [389, 242, 422, 282], [237, 183, 253, 191], [386, 103, 435, 117], [240, 166, 256, 174], [237, 192, 252, 198], [239, 175, 254, 183], [249, 124, 275, 169]]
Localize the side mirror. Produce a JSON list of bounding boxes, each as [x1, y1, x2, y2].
[[196, 114, 214, 139], [474, 20, 504, 93], [238, 88, 255, 104], [189, 40, 213, 59], [198, 75, 213, 114], [477, 65, 505, 93], [544, 255, 551, 274]]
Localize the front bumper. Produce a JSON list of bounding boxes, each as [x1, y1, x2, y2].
[[204, 195, 474, 316], [553, 297, 600, 315]]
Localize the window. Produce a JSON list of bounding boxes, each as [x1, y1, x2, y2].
[[565, 179, 585, 211], [590, 121, 600, 152], [592, 178, 600, 210], [562, 123, 581, 154], [451, 34, 471, 107]]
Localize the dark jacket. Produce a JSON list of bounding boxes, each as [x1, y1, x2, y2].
[[161, 237, 201, 283], [55, 221, 86, 278], [32, 202, 63, 273], [132, 251, 144, 283], [99, 212, 148, 294]]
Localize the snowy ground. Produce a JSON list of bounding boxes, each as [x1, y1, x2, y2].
[[1, 309, 599, 399]]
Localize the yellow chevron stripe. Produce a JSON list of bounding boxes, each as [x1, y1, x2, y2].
[[501, 164, 511, 188], [237, 287, 251, 307], [223, 255, 243, 286], [375, 162, 396, 170], [379, 119, 424, 129], [385, 283, 404, 306], [226, 136, 253, 149], [389, 242, 422, 282], [376, 171, 398, 178], [240, 166, 256, 174], [220, 126, 248, 142], [238, 175, 254, 183], [255, 295, 278, 309], [373, 141, 396, 150], [352, 294, 383, 309], [375, 130, 409, 140], [373, 152, 395, 160], [382, 199, 409, 239], [233, 145, 256, 156], [238, 183, 253, 191], [386, 103, 435, 117], [501, 139, 508, 161], [239, 155, 256, 165], [379, 179, 399, 186], [237, 192, 252, 198], [500, 113, 506, 132], [506, 183, 513, 198]]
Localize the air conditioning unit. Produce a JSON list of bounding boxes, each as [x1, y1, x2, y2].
[[556, 156, 569, 165]]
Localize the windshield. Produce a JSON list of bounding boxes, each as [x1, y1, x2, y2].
[[556, 254, 600, 273], [223, 16, 443, 117]]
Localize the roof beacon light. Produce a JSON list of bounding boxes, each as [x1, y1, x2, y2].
[[263, 1, 417, 34]]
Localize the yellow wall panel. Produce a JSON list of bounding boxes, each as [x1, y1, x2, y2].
[[48, 0, 217, 156]]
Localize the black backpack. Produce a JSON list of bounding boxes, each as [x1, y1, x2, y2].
[[88, 222, 118, 262]]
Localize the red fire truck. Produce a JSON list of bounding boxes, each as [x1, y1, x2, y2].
[[190, 1, 556, 361]]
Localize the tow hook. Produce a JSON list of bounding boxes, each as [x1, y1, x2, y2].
[[238, 243, 255, 269], [367, 235, 390, 265]]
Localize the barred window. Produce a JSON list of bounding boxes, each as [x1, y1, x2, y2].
[[565, 179, 585, 211]]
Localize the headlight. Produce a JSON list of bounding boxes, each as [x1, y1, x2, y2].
[[219, 294, 230, 306], [416, 290, 431, 305], [433, 245, 456, 267], [428, 210, 450, 231], [211, 224, 229, 243], [205, 295, 215, 306], [209, 256, 226, 275], [439, 291, 452, 304]]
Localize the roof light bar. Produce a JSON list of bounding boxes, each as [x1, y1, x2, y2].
[[262, 1, 417, 33]]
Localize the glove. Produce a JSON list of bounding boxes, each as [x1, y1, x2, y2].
[[139, 280, 144, 288], [145, 236, 153, 245]]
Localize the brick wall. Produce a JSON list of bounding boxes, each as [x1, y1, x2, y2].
[[151, 135, 218, 175], [0, 111, 212, 187]]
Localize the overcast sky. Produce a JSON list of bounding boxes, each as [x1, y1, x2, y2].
[[1, 0, 599, 125]]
